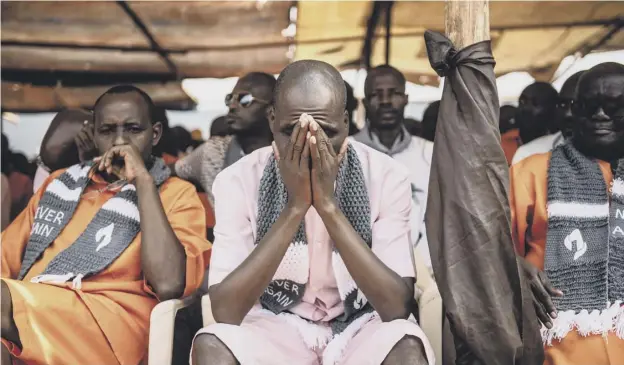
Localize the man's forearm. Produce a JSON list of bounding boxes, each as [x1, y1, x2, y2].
[[209, 204, 307, 325], [136, 175, 187, 301], [319, 204, 412, 322]]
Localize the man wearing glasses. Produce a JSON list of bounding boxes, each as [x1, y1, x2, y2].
[[511, 62, 624, 365], [173, 72, 275, 205], [353, 65, 434, 269], [171, 72, 275, 364]]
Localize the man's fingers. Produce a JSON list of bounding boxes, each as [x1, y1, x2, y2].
[[532, 277, 557, 319], [310, 136, 321, 170], [272, 141, 280, 161], [337, 139, 348, 161], [292, 116, 309, 162], [286, 121, 302, 161], [542, 274, 564, 298], [301, 134, 311, 169], [533, 300, 552, 329]]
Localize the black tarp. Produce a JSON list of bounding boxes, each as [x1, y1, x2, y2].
[[424, 31, 543, 365]]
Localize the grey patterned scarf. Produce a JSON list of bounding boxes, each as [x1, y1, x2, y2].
[[256, 144, 375, 334], [543, 142, 624, 344], [18, 158, 170, 288]]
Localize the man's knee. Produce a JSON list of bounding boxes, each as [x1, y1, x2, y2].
[[383, 335, 429, 365], [191, 333, 238, 365]]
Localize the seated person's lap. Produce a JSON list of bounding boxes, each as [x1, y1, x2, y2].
[[192, 308, 434, 365]]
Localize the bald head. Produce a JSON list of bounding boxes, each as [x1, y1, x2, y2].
[[274, 60, 346, 115], [40, 109, 92, 171], [270, 60, 349, 156], [577, 62, 624, 97]]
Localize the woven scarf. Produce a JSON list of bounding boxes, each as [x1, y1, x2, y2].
[[543, 142, 624, 344], [18, 158, 171, 288], [256, 144, 375, 337]]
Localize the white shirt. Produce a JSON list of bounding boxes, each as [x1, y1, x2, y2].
[[511, 131, 564, 165], [349, 134, 434, 268]]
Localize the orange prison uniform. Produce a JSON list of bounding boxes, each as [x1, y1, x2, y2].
[[1, 169, 212, 365], [501, 128, 521, 166], [510, 152, 624, 365]]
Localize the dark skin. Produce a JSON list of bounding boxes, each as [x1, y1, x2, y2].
[[40, 109, 96, 170], [516, 83, 558, 144], [556, 72, 584, 139], [93, 92, 187, 301], [197, 70, 425, 364], [522, 68, 624, 329], [364, 71, 409, 150], [225, 75, 273, 155]]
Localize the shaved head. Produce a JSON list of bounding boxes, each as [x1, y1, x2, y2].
[[560, 71, 585, 100], [274, 60, 346, 114], [270, 60, 349, 156]]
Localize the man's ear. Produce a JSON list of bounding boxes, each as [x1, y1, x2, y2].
[[342, 110, 350, 127], [267, 105, 276, 134], [152, 122, 163, 147], [401, 93, 409, 108]]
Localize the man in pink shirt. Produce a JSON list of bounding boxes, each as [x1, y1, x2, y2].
[[192, 60, 433, 365]]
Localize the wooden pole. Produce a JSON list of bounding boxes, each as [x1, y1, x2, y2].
[[445, 0, 490, 50]]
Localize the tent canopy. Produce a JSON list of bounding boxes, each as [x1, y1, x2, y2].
[[1, 1, 622, 110]]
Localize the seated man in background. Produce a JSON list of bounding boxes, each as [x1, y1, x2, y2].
[[34, 109, 96, 192], [353, 65, 434, 269], [1, 85, 211, 365], [511, 63, 624, 364], [512, 73, 584, 165], [511, 82, 559, 164], [174, 72, 275, 204], [193, 60, 433, 365]]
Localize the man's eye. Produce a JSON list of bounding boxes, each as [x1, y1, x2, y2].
[[129, 127, 143, 134], [99, 129, 112, 134]]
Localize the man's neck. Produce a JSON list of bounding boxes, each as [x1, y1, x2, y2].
[[236, 131, 273, 155], [370, 125, 404, 151]]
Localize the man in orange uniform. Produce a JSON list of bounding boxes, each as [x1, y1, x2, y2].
[[1, 85, 211, 365], [511, 63, 624, 365]]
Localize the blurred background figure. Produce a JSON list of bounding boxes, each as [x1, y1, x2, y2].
[[2, 134, 12, 230], [421, 100, 440, 142], [345, 81, 360, 136], [404, 117, 423, 136], [555, 71, 585, 139], [209, 115, 231, 137], [170, 126, 196, 159], [34, 109, 95, 192], [499, 105, 521, 165], [515, 82, 559, 145]]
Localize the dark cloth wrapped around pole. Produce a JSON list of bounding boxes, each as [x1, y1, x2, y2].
[[423, 31, 543, 365]]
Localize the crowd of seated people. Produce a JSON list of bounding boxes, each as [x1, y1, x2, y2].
[[1, 56, 622, 365]]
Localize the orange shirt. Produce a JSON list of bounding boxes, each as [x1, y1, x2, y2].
[[1, 169, 211, 364], [501, 128, 522, 166], [510, 152, 624, 365]]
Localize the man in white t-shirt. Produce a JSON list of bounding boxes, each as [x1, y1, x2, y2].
[[353, 65, 434, 269], [511, 73, 584, 165]]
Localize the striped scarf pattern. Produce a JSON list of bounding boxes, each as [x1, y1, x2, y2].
[[255, 144, 375, 337], [543, 142, 624, 344], [18, 158, 170, 288]]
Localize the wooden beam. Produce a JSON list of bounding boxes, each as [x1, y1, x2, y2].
[[385, 2, 394, 64], [116, 1, 179, 78], [445, 0, 490, 49]]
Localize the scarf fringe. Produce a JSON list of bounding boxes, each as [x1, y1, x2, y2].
[[541, 301, 624, 345], [322, 311, 377, 365], [277, 312, 333, 350]]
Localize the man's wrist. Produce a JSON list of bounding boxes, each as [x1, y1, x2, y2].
[[134, 172, 154, 188], [285, 201, 309, 220], [315, 198, 339, 219]]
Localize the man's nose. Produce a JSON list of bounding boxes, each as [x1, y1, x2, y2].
[[592, 107, 610, 121], [113, 128, 128, 146]]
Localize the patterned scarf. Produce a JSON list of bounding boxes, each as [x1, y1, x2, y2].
[[543, 142, 624, 344], [18, 158, 171, 288], [255, 144, 375, 336]]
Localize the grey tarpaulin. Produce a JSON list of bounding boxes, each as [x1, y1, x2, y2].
[[423, 31, 543, 365]]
